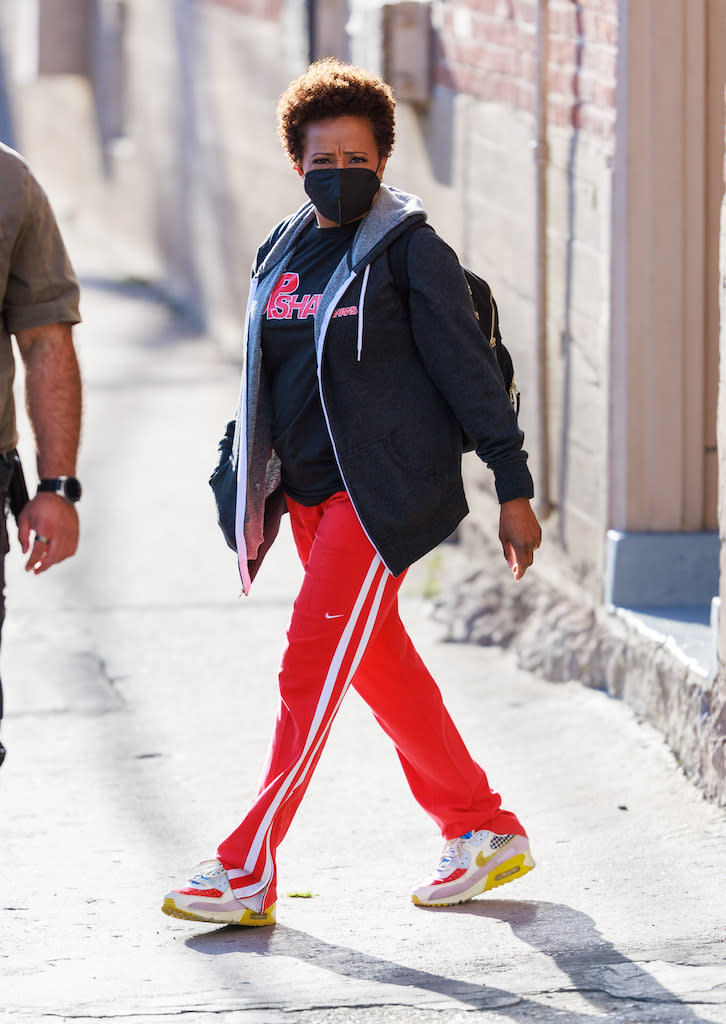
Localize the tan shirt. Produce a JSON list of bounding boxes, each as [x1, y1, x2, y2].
[[0, 143, 81, 452]]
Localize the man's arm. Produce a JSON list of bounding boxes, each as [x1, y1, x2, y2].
[[14, 322, 82, 574]]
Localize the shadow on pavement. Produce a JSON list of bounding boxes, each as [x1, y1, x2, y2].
[[184, 899, 716, 1021]]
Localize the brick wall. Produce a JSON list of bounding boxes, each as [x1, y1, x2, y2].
[[434, 0, 617, 140]]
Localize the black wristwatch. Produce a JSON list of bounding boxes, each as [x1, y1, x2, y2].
[[37, 476, 82, 504]]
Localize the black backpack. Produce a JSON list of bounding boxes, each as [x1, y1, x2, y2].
[[388, 224, 520, 452]]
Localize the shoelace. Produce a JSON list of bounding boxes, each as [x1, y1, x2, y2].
[[191, 860, 225, 885], [436, 831, 476, 877]]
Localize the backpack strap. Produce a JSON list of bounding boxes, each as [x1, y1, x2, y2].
[[387, 221, 432, 303]]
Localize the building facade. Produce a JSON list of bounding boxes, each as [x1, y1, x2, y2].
[[1, 0, 725, 794]]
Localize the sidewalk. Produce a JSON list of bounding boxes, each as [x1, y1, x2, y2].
[[1, 268, 725, 1023]]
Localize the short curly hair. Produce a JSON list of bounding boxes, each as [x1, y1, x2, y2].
[[277, 59, 396, 167]]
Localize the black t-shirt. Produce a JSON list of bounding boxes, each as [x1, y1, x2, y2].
[[262, 221, 357, 505]]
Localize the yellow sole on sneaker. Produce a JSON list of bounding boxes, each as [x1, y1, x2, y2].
[[161, 897, 276, 926], [482, 851, 534, 892], [412, 851, 535, 907]]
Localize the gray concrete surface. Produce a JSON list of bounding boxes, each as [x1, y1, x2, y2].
[[1, 259, 726, 1023]]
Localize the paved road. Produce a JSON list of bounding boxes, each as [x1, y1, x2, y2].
[[1, 270, 725, 1023]]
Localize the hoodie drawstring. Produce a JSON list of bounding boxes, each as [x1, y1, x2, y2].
[[357, 264, 371, 362]]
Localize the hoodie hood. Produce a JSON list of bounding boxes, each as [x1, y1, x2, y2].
[[253, 184, 426, 282], [348, 184, 426, 271]]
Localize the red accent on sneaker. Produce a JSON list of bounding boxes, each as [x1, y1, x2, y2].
[[177, 888, 224, 898], [434, 868, 467, 885]]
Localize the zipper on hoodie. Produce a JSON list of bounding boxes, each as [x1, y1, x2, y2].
[[316, 266, 395, 576], [235, 276, 259, 595]]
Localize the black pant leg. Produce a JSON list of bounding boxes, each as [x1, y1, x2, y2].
[[0, 503, 8, 764]]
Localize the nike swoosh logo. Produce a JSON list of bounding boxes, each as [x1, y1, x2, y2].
[[476, 838, 512, 868], [325, 612, 345, 619]]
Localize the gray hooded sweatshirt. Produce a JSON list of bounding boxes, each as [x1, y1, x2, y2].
[[229, 184, 533, 592]]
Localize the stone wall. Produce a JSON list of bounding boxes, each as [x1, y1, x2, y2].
[[434, 500, 726, 807]]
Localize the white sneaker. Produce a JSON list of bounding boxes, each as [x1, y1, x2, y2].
[[162, 859, 275, 926], [412, 830, 534, 906]]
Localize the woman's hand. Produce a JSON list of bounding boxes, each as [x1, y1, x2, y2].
[[499, 497, 541, 581]]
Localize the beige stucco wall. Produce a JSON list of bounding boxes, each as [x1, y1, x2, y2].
[[609, 0, 724, 540], [720, 190, 726, 668]]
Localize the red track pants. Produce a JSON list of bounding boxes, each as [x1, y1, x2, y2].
[[217, 491, 525, 910]]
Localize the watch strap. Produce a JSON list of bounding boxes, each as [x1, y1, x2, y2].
[[37, 476, 82, 503]]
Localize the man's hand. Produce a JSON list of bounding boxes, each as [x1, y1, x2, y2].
[[499, 497, 541, 581], [17, 492, 79, 574]]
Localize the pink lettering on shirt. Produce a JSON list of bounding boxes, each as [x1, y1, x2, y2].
[[266, 273, 322, 320]]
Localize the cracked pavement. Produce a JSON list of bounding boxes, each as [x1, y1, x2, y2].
[[1, 261, 725, 1023]]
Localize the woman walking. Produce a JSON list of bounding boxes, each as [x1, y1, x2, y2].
[[163, 59, 541, 927]]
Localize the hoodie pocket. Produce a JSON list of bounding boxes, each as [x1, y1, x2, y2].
[[343, 432, 454, 540]]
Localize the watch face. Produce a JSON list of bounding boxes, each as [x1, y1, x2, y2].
[[63, 477, 82, 503], [38, 476, 82, 502]]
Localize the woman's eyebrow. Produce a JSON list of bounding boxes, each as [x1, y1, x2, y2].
[[310, 149, 369, 157]]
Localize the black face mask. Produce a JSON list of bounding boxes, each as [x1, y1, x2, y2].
[[303, 168, 381, 226]]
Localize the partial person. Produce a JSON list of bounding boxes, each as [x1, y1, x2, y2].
[[163, 59, 541, 927], [0, 142, 83, 766]]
